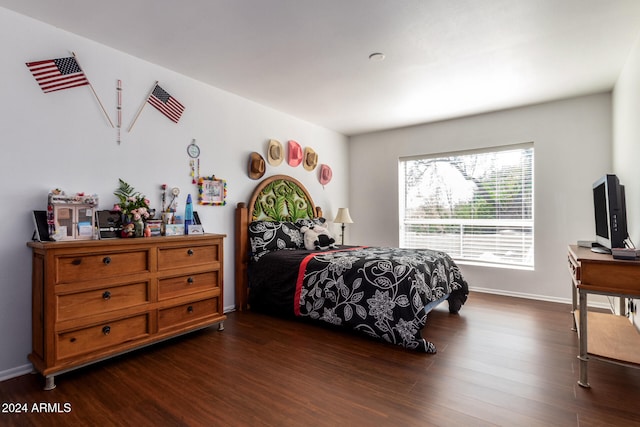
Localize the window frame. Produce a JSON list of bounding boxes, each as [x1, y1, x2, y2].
[[398, 142, 534, 270]]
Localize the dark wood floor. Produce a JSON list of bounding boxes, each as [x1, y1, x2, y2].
[[2, 292, 640, 426]]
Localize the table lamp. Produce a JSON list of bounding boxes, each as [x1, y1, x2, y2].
[[333, 208, 354, 245]]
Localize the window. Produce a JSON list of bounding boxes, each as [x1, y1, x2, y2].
[[399, 143, 534, 268]]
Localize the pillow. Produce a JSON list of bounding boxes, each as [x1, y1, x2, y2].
[[295, 217, 327, 229], [249, 221, 303, 260]]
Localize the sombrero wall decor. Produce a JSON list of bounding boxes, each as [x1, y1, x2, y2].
[[288, 140, 303, 167], [267, 139, 283, 166], [303, 147, 317, 171], [248, 152, 266, 180], [319, 164, 332, 186]]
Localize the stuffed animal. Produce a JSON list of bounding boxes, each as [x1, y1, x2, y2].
[[300, 224, 337, 250], [121, 222, 135, 238]]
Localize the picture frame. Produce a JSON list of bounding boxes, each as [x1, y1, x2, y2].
[[32, 210, 51, 241], [197, 176, 227, 206], [164, 224, 185, 236], [187, 224, 205, 234], [96, 210, 122, 239]]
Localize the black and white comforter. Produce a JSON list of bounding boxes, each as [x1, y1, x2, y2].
[[248, 246, 468, 353]]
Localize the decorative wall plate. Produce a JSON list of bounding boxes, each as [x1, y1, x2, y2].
[[187, 140, 200, 158]]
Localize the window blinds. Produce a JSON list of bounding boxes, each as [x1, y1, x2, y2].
[[399, 143, 534, 268]]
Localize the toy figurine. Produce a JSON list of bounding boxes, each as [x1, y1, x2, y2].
[[121, 222, 135, 238]]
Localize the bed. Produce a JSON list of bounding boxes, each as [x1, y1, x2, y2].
[[235, 175, 469, 352]]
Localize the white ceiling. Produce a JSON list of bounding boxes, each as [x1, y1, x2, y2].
[[2, 0, 640, 136]]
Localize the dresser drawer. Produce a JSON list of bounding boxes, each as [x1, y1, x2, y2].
[[56, 314, 150, 360], [158, 243, 220, 271], [158, 298, 219, 331], [57, 282, 150, 322], [568, 253, 580, 282], [56, 250, 149, 283], [158, 271, 219, 300]]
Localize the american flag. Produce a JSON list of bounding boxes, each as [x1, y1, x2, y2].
[[26, 57, 89, 93], [147, 83, 185, 123]]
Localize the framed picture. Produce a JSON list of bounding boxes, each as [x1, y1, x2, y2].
[[198, 176, 227, 206], [96, 210, 122, 239], [32, 210, 51, 241]]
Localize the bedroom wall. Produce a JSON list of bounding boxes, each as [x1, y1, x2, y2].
[[613, 34, 640, 245], [612, 32, 640, 327], [0, 7, 349, 380], [348, 93, 612, 303]]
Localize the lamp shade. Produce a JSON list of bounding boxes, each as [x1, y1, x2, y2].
[[333, 208, 353, 224]]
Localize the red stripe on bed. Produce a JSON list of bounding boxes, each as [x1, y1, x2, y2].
[[293, 247, 367, 316]]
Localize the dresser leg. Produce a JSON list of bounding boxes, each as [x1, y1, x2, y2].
[[218, 322, 224, 331], [44, 375, 56, 391]]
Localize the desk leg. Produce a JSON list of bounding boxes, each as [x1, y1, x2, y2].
[[571, 278, 578, 331], [619, 296, 626, 316], [578, 289, 590, 388]]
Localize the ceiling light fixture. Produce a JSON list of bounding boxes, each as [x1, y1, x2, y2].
[[368, 52, 385, 62]]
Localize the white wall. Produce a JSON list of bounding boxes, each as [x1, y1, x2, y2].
[[349, 94, 612, 302], [613, 33, 640, 326], [0, 8, 348, 379], [613, 34, 640, 243]]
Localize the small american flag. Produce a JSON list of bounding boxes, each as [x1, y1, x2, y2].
[[26, 57, 89, 93], [147, 83, 185, 123]]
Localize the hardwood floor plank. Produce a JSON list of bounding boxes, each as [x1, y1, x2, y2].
[[2, 292, 640, 426]]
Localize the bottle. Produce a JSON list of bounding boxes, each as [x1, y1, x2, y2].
[[184, 194, 193, 234]]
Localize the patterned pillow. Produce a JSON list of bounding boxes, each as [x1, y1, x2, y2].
[[249, 221, 303, 260], [295, 217, 327, 228]]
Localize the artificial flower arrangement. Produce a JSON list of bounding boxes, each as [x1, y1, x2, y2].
[[113, 179, 151, 237]]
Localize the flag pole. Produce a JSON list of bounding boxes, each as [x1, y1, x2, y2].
[[127, 81, 158, 132], [71, 52, 114, 128], [117, 79, 122, 144]]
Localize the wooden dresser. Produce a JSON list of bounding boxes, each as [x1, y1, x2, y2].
[[27, 234, 226, 390]]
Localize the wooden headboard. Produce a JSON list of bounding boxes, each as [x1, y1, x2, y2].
[[234, 175, 323, 311]]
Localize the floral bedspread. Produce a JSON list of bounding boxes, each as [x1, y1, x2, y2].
[[294, 247, 468, 352]]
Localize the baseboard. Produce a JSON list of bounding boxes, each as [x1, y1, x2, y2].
[[469, 286, 611, 310], [0, 363, 33, 382]]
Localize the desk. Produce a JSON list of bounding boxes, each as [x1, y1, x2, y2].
[[568, 245, 640, 387]]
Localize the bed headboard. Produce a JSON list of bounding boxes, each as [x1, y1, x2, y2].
[[235, 175, 323, 311]]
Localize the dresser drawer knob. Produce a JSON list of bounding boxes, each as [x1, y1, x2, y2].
[[187, 305, 194, 313], [102, 326, 111, 335], [102, 291, 111, 300], [187, 249, 194, 256], [71, 259, 82, 265], [187, 277, 194, 284], [103, 256, 112, 265]]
